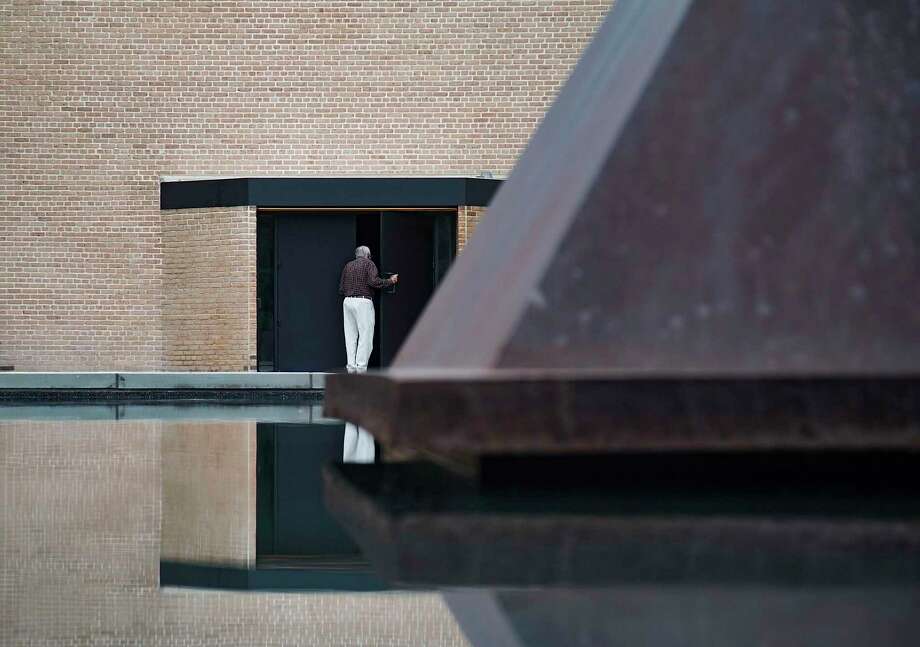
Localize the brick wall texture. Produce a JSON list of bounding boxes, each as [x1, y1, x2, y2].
[[162, 206, 257, 371], [0, 1, 611, 370], [458, 206, 487, 253]]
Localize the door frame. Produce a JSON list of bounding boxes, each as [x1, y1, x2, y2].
[[256, 207, 457, 372]]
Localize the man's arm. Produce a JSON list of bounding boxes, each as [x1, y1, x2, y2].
[[339, 265, 347, 295], [366, 261, 395, 289]]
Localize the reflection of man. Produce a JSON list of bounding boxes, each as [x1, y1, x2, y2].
[[338, 246, 398, 373], [343, 421, 375, 463]]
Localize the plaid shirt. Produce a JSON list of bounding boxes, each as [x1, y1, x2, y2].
[[339, 257, 392, 298]]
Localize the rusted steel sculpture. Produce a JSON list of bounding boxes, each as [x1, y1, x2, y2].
[[321, 9, 920, 642], [326, 0, 920, 456]]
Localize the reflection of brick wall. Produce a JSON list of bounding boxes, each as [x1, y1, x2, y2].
[[160, 422, 257, 568], [0, 1, 610, 370], [162, 207, 257, 371], [0, 419, 470, 645], [458, 206, 487, 253]]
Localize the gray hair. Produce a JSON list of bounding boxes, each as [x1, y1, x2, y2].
[[355, 246, 371, 258]]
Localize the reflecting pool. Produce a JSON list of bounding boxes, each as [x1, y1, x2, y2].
[[0, 405, 469, 646], [2, 403, 918, 646]]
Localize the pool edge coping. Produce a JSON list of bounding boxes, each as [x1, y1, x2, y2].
[[0, 371, 328, 391]]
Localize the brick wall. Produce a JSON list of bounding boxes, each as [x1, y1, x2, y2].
[[0, 1, 611, 370], [162, 206, 257, 371], [458, 206, 487, 253]]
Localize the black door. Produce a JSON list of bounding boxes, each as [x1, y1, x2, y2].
[[275, 213, 355, 371], [378, 212, 435, 365]]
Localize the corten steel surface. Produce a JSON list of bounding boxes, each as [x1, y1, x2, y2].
[[323, 461, 920, 588], [326, 0, 920, 443], [397, 0, 920, 373], [324, 372, 920, 454]]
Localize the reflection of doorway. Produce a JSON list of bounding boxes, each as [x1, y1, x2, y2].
[[258, 209, 456, 372], [256, 422, 360, 560], [160, 421, 387, 591]]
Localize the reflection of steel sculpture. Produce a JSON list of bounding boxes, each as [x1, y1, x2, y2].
[[327, 0, 920, 456]]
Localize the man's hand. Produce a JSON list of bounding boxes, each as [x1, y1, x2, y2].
[[391, 274, 399, 284]]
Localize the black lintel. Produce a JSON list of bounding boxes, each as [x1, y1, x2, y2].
[[160, 177, 502, 209], [159, 560, 388, 592]]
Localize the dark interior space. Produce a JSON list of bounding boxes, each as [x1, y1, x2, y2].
[[256, 217, 275, 371], [378, 213, 435, 366]]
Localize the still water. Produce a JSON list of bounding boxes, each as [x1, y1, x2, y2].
[[2, 402, 919, 646], [0, 403, 468, 646]]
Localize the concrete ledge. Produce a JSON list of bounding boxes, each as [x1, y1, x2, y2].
[[0, 389, 323, 404], [0, 372, 327, 390], [117, 372, 320, 390], [0, 372, 118, 389]]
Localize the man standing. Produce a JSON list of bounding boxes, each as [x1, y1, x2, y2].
[[338, 246, 397, 373]]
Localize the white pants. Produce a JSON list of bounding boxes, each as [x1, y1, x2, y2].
[[343, 422, 376, 463], [343, 297, 375, 373]]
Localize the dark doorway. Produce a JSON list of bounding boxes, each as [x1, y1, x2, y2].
[[274, 213, 356, 372], [256, 216, 275, 371], [379, 212, 435, 365], [259, 209, 456, 372]]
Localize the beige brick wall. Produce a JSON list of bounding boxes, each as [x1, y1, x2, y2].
[[458, 206, 487, 253], [162, 206, 257, 371], [0, 1, 611, 370]]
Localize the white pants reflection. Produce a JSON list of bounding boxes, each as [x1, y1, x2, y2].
[[343, 422, 376, 463]]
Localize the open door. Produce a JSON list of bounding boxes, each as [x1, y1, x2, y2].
[[378, 212, 440, 366], [275, 213, 356, 371]]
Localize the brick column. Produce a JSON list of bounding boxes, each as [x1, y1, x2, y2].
[[457, 206, 487, 253], [161, 206, 257, 371]]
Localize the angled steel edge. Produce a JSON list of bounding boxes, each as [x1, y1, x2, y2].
[[325, 372, 920, 455]]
